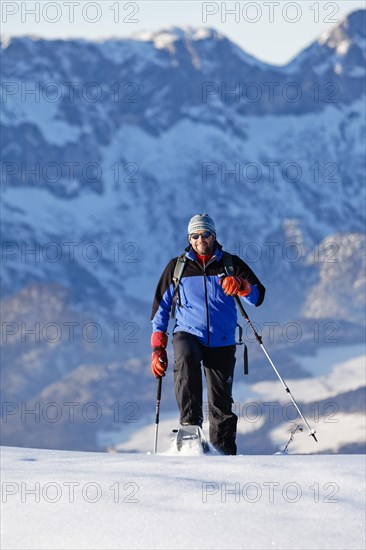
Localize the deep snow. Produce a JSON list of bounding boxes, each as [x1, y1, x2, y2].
[[1, 446, 365, 550]]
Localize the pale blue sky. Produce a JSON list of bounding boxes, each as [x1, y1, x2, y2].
[[2, 1, 364, 64]]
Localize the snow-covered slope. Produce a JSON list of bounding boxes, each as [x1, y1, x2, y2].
[[1, 446, 365, 550]]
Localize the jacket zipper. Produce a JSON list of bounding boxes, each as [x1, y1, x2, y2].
[[193, 253, 218, 347], [202, 260, 211, 346]]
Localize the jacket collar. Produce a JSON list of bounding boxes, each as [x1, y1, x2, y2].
[[186, 241, 223, 263]]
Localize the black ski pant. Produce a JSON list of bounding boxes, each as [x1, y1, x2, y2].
[[172, 331, 237, 455]]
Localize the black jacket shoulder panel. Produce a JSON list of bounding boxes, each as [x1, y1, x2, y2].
[[150, 256, 181, 321], [230, 254, 266, 307]]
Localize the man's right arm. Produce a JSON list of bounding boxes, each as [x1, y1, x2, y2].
[[151, 258, 176, 333]]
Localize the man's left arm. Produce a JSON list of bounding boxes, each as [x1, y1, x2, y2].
[[233, 255, 266, 307]]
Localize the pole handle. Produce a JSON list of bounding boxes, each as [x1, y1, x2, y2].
[[155, 376, 162, 421]]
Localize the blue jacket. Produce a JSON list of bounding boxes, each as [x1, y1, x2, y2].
[[151, 244, 265, 347]]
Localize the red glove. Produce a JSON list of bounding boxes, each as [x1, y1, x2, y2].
[[151, 332, 168, 378], [220, 276, 252, 297]]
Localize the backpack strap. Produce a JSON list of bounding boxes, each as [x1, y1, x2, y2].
[[223, 251, 249, 375], [171, 253, 187, 319], [222, 251, 235, 277]]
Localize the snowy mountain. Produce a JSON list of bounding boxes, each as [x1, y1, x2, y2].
[[286, 9, 366, 81], [1, 11, 365, 452]]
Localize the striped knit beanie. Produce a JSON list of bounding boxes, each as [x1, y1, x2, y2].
[[188, 214, 216, 237]]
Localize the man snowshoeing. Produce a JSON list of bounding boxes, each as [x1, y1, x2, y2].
[[150, 214, 265, 454]]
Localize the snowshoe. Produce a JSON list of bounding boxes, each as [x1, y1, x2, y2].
[[172, 425, 210, 454]]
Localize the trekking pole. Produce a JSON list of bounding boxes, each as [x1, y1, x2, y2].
[[234, 296, 317, 443], [153, 376, 163, 454]]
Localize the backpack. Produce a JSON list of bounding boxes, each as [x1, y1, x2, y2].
[[171, 251, 249, 374]]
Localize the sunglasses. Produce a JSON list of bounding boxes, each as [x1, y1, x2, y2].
[[190, 231, 212, 240]]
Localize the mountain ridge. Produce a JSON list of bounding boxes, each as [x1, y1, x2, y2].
[[1, 10, 365, 452]]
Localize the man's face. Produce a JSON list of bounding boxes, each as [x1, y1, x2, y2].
[[189, 230, 215, 255]]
